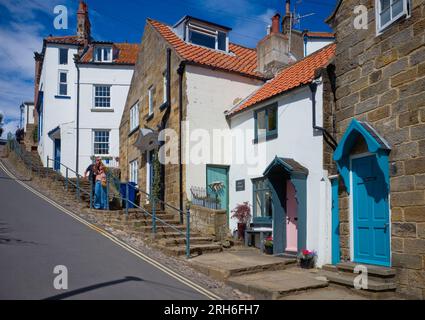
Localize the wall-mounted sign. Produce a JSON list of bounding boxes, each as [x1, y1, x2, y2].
[[236, 179, 245, 192]]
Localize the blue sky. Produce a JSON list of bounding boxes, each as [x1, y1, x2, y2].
[[0, 0, 336, 137]]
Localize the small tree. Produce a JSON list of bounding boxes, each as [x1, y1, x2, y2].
[[152, 149, 161, 201], [231, 202, 251, 224]]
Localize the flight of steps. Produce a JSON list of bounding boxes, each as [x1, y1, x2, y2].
[[321, 262, 397, 298], [86, 208, 223, 257]]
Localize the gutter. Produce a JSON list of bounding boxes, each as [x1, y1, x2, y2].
[[177, 61, 186, 214], [74, 54, 81, 175], [309, 79, 337, 151]]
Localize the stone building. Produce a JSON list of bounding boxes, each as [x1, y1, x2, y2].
[[326, 0, 425, 298]]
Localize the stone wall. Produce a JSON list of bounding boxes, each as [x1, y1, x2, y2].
[[119, 22, 186, 209], [329, 0, 425, 299], [189, 205, 229, 241]]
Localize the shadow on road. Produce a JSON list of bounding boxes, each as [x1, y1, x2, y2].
[[0, 221, 38, 246]]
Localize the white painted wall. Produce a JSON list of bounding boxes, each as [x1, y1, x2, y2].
[[37, 43, 133, 177], [23, 103, 34, 132], [183, 65, 262, 200], [78, 64, 133, 174], [305, 38, 333, 56], [37, 44, 78, 174], [228, 81, 332, 266]]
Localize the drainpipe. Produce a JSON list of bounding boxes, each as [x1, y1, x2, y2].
[[309, 80, 337, 151], [74, 55, 81, 175], [177, 61, 186, 213]]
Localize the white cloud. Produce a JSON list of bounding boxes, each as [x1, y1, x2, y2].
[[1, 120, 20, 139]]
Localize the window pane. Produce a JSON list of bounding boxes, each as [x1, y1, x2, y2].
[[392, 0, 404, 17], [268, 107, 277, 132], [59, 48, 68, 64], [60, 72, 67, 83], [264, 191, 273, 218], [218, 31, 226, 51], [381, 0, 390, 10], [256, 110, 266, 137], [59, 84, 67, 96], [189, 30, 216, 49], [255, 191, 262, 218], [103, 48, 111, 61]]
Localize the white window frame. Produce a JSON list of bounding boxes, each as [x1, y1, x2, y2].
[[129, 159, 138, 186], [59, 48, 68, 65], [130, 102, 139, 132], [148, 86, 154, 116], [93, 85, 111, 109], [58, 70, 68, 96], [94, 46, 113, 63], [186, 23, 228, 52], [163, 72, 168, 104], [376, 0, 410, 34], [92, 129, 110, 156]]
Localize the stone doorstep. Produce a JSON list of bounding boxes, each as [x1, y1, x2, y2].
[[188, 251, 297, 282], [159, 236, 214, 246], [323, 271, 397, 292], [155, 243, 223, 257], [336, 262, 397, 277], [226, 269, 329, 300]]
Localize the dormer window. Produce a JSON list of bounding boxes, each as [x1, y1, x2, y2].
[[187, 23, 228, 51], [94, 46, 112, 62]]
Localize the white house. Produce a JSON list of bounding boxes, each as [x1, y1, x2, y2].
[[34, 1, 138, 176], [225, 44, 336, 266]]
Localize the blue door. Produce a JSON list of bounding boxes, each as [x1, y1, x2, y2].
[[206, 165, 229, 212], [54, 139, 61, 171], [352, 155, 390, 267]]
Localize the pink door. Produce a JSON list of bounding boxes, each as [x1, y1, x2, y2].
[[285, 180, 298, 252]]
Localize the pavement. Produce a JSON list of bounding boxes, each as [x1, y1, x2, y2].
[[0, 161, 213, 300]]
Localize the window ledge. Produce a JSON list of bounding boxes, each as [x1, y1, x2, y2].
[[146, 113, 154, 122], [159, 101, 169, 111], [128, 125, 140, 137], [91, 108, 114, 113], [55, 95, 71, 99], [253, 132, 278, 144]]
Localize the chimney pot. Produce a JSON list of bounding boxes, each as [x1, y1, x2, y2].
[[271, 13, 281, 34], [286, 0, 291, 17]]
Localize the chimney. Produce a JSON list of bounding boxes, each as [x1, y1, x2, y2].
[[257, 13, 293, 77], [77, 1, 91, 43], [282, 0, 292, 35], [271, 13, 280, 34]]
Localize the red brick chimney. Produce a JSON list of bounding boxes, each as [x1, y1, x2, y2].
[[77, 1, 91, 43], [271, 13, 281, 34]]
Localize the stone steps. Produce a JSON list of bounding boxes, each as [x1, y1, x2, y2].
[[321, 262, 397, 295], [159, 236, 214, 246], [158, 243, 223, 257]]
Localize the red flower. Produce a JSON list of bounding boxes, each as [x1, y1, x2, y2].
[[302, 249, 311, 255]]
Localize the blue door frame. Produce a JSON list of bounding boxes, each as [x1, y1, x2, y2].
[[331, 177, 340, 265], [54, 139, 61, 171], [352, 155, 390, 267], [206, 165, 229, 214]]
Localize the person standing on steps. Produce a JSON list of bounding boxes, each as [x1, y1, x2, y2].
[[94, 164, 108, 210], [84, 157, 101, 198]]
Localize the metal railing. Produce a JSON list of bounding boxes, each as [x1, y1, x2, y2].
[[190, 186, 221, 210], [7, 138, 191, 258]]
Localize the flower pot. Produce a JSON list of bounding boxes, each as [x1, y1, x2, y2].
[[237, 223, 246, 240], [264, 246, 273, 255], [299, 258, 315, 269]]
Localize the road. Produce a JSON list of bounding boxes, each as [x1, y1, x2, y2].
[[0, 161, 212, 300]]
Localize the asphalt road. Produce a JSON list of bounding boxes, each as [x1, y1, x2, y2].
[[0, 162, 210, 300]]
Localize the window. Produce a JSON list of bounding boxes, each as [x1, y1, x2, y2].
[[252, 178, 273, 223], [163, 72, 168, 104], [94, 47, 112, 62], [254, 103, 278, 142], [94, 85, 111, 108], [59, 48, 68, 65], [58, 71, 68, 96], [376, 0, 410, 32], [93, 130, 110, 155], [130, 102, 139, 132], [129, 159, 138, 185], [187, 23, 228, 51], [148, 86, 154, 116]]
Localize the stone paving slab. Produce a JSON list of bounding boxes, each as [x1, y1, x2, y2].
[[226, 268, 329, 300], [279, 286, 369, 300], [188, 248, 296, 281]]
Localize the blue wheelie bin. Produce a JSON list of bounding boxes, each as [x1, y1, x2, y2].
[[120, 182, 137, 208]]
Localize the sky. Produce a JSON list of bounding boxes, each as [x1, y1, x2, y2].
[[0, 0, 336, 138]]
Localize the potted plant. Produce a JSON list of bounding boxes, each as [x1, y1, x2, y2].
[[231, 202, 251, 240], [263, 236, 273, 255], [297, 249, 317, 269]]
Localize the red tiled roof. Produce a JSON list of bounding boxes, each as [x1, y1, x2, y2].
[[228, 43, 336, 116], [79, 43, 139, 65], [148, 19, 262, 78], [45, 35, 85, 45]]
